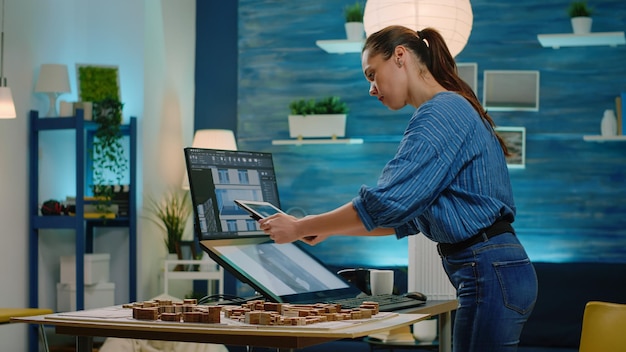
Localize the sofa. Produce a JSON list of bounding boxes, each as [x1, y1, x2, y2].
[[226, 262, 626, 352]]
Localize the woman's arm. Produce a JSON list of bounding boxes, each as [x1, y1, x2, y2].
[[259, 202, 394, 244]]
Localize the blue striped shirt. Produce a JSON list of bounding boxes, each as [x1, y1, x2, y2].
[[352, 92, 515, 244]]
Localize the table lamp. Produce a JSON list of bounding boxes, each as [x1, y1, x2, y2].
[[35, 63, 71, 117], [182, 129, 238, 190]]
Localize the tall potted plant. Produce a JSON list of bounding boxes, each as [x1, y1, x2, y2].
[[146, 190, 192, 260], [344, 1, 364, 40], [288, 96, 349, 139], [568, 1, 592, 34]]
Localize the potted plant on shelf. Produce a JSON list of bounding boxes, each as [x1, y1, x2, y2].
[[91, 98, 128, 215], [146, 190, 192, 267], [344, 1, 364, 41], [288, 96, 349, 139], [568, 1, 592, 34]]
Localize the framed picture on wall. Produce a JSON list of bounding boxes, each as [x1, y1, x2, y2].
[[76, 64, 121, 103], [495, 126, 526, 168], [483, 70, 539, 111], [457, 62, 477, 94]]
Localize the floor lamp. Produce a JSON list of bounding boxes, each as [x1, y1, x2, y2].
[[0, 0, 15, 119], [181, 129, 238, 190]]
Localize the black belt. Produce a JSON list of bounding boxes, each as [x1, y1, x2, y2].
[[437, 220, 514, 257]]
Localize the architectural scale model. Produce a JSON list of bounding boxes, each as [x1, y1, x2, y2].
[[123, 298, 382, 326]]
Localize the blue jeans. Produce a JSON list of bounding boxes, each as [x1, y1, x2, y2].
[[441, 232, 538, 352]]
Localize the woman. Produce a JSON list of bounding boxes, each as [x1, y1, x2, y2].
[[260, 25, 538, 351]]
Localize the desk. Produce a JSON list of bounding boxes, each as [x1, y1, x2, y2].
[[12, 306, 429, 352], [399, 300, 457, 352], [12, 300, 456, 352]]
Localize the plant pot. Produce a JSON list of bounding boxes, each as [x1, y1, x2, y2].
[[288, 114, 347, 139], [345, 22, 365, 41], [413, 319, 438, 344], [571, 17, 592, 34]]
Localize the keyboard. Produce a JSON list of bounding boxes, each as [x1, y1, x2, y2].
[[329, 293, 426, 312]]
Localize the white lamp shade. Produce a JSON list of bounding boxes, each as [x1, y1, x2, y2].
[[182, 129, 238, 190], [0, 86, 16, 118], [35, 64, 71, 93], [191, 129, 238, 150], [363, 0, 473, 57]]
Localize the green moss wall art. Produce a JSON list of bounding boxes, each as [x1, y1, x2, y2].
[[76, 64, 120, 102]]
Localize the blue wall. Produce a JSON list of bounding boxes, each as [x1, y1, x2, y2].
[[197, 0, 626, 266]]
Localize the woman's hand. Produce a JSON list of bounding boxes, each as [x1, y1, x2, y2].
[[300, 233, 330, 246], [258, 213, 301, 244]]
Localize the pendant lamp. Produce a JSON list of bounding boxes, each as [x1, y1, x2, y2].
[[0, 0, 15, 119], [363, 0, 473, 57]]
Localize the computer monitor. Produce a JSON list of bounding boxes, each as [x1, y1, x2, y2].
[[184, 147, 281, 239]]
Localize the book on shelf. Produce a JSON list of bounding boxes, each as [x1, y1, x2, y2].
[[616, 95, 622, 135], [66, 185, 130, 217], [83, 213, 116, 219]]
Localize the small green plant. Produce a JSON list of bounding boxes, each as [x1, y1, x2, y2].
[[568, 1, 592, 17], [146, 190, 192, 255], [289, 96, 349, 115], [344, 1, 364, 22]]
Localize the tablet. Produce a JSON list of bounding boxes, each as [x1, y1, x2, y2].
[[234, 200, 285, 221]]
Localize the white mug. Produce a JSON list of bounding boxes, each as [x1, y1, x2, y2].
[[369, 269, 394, 296]]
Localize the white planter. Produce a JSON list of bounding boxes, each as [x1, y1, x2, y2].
[[571, 17, 592, 34], [345, 22, 365, 41], [413, 319, 438, 343], [288, 114, 347, 139]]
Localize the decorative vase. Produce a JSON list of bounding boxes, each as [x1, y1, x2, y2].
[[600, 109, 617, 137], [571, 17, 592, 34], [345, 22, 365, 41]]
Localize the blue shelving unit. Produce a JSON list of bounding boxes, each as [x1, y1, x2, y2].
[[27, 109, 137, 352]]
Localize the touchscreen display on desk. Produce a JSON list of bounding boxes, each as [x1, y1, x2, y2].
[[214, 241, 348, 296]]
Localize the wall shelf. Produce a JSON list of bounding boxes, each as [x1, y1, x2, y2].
[[583, 135, 626, 142], [315, 39, 363, 54], [537, 32, 625, 49], [272, 138, 364, 145]]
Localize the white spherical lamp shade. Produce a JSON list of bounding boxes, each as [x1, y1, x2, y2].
[[363, 0, 473, 57]]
